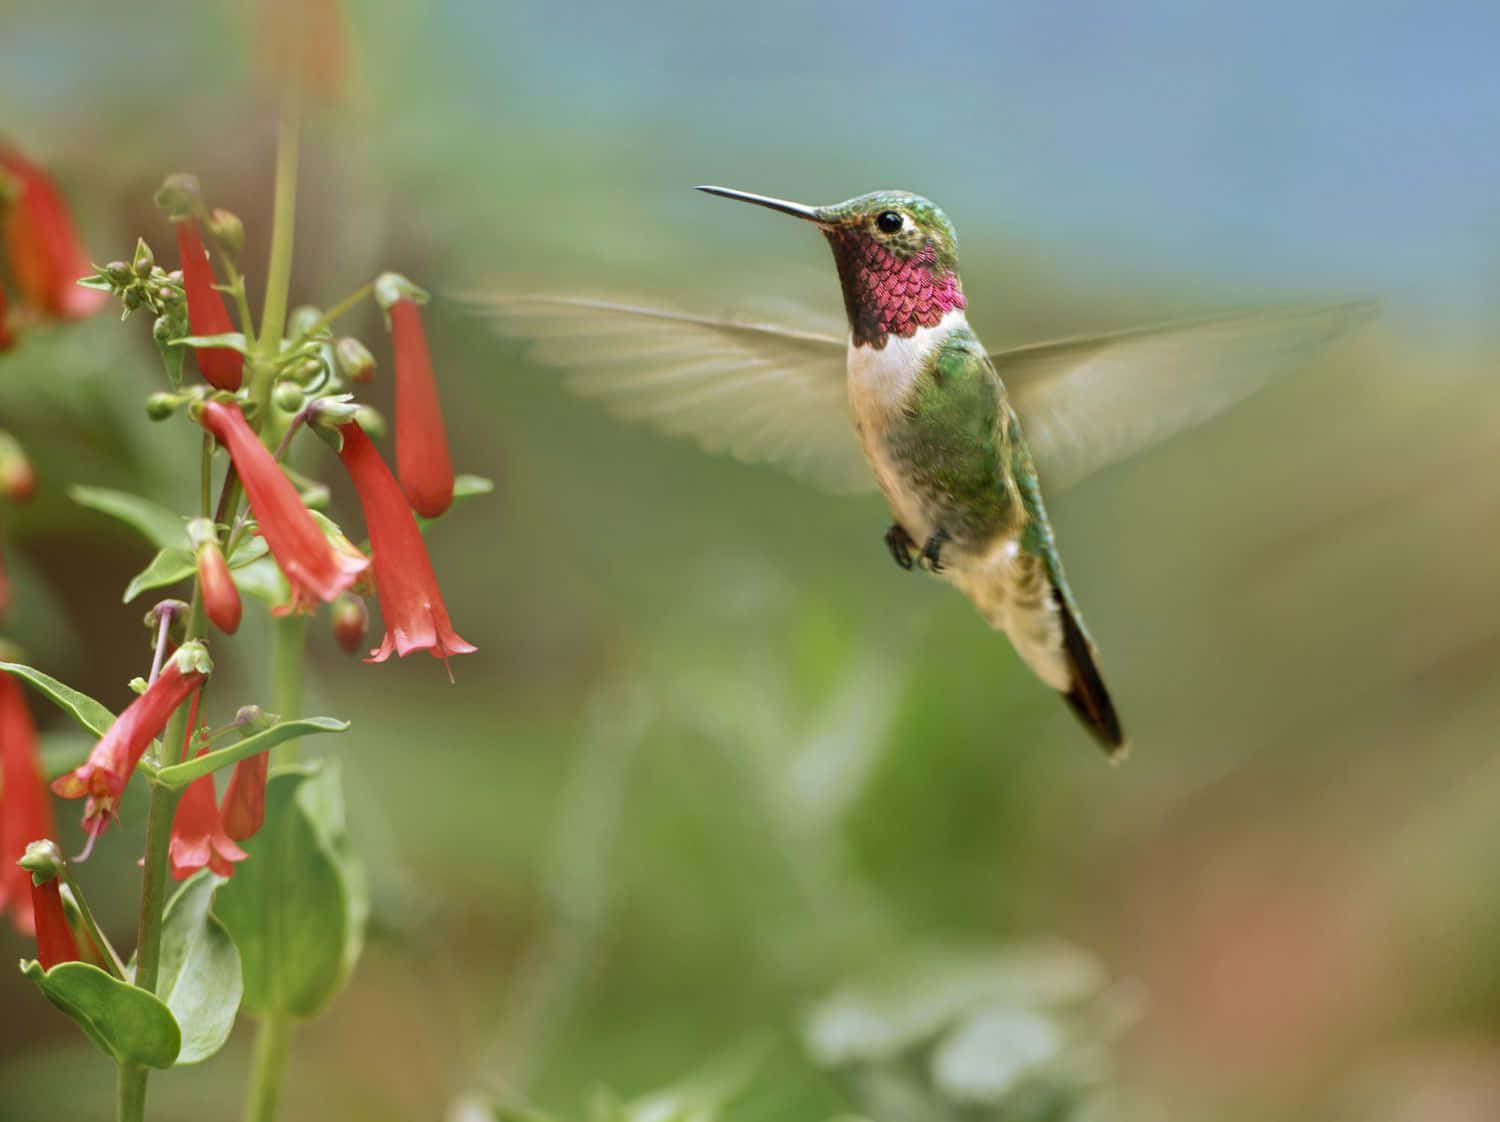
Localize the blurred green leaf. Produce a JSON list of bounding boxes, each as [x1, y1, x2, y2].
[[0, 662, 114, 738], [214, 763, 367, 1019], [929, 1007, 1064, 1105], [123, 547, 195, 603], [20, 960, 181, 1069], [68, 485, 185, 549], [156, 333, 185, 388], [804, 942, 1102, 1066], [157, 873, 243, 1064], [231, 556, 289, 606]]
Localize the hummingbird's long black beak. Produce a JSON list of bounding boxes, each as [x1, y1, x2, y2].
[[695, 185, 825, 224]]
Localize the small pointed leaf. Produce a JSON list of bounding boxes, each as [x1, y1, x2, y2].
[[0, 662, 115, 738], [157, 873, 243, 1063], [21, 960, 181, 1068], [215, 763, 367, 1018], [156, 334, 186, 388], [168, 331, 251, 355], [69, 486, 186, 549], [123, 547, 196, 603]]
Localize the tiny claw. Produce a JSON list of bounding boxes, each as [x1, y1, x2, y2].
[[919, 528, 951, 573], [884, 523, 916, 570]]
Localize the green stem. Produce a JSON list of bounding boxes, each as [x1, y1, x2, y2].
[[290, 280, 373, 346], [270, 613, 309, 764], [244, 1013, 293, 1122], [118, 1065, 147, 1122], [257, 99, 301, 363]]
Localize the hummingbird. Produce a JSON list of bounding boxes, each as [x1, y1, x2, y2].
[[471, 187, 1369, 756]]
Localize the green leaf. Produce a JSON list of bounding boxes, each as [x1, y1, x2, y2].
[[123, 547, 196, 603], [0, 662, 115, 738], [168, 332, 251, 355], [230, 556, 289, 606], [69, 485, 186, 549], [157, 873, 244, 1063], [21, 960, 181, 1068], [156, 333, 185, 388], [155, 717, 348, 789], [215, 764, 368, 1019]]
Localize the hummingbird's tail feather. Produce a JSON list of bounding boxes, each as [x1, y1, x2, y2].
[[1054, 589, 1126, 757]]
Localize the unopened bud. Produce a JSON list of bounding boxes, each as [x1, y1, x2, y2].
[[353, 404, 387, 440], [331, 594, 368, 656], [145, 391, 180, 421], [233, 705, 278, 733], [153, 173, 201, 220], [196, 540, 241, 635], [123, 287, 143, 311], [334, 336, 376, 382], [103, 260, 133, 286], [132, 238, 155, 277], [155, 284, 182, 308], [152, 314, 176, 344], [287, 356, 324, 384], [206, 208, 244, 255], [0, 436, 36, 504], [272, 381, 305, 413], [287, 305, 324, 340]]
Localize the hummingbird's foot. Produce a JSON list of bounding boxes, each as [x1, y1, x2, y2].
[[919, 528, 951, 573], [884, 523, 917, 571]]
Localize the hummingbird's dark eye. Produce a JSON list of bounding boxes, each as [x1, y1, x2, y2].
[[876, 210, 903, 234]]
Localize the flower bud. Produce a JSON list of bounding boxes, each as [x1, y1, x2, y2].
[[287, 356, 325, 384], [123, 286, 143, 311], [132, 238, 155, 277], [0, 436, 36, 504], [287, 305, 324, 340], [272, 380, 305, 414], [103, 260, 134, 286], [331, 593, 368, 655], [206, 208, 244, 255], [334, 336, 376, 382], [198, 544, 241, 634], [233, 705, 278, 733], [153, 173, 201, 220], [145, 391, 180, 421]]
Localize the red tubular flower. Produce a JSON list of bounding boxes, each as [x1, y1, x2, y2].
[[199, 401, 368, 614], [376, 275, 453, 518], [29, 878, 79, 970], [0, 675, 59, 935], [197, 542, 241, 634], [169, 752, 248, 880], [51, 643, 211, 839], [0, 148, 106, 320], [174, 219, 243, 391], [220, 753, 267, 841], [337, 420, 475, 663]]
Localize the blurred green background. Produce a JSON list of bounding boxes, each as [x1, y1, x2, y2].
[[2, 1, 1499, 1120]]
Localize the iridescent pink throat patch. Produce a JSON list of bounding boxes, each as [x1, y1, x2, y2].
[[825, 232, 966, 348]]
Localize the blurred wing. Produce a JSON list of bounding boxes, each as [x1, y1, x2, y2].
[[462, 293, 875, 494], [999, 301, 1374, 493]]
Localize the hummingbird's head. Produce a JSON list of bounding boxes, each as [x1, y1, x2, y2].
[[697, 186, 966, 349]]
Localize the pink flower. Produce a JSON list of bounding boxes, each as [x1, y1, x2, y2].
[[0, 147, 106, 320], [51, 645, 211, 839], [199, 401, 368, 614], [337, 420, 475, 663], [0, 675, 59, 934], [174, 218, 243, 391]]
